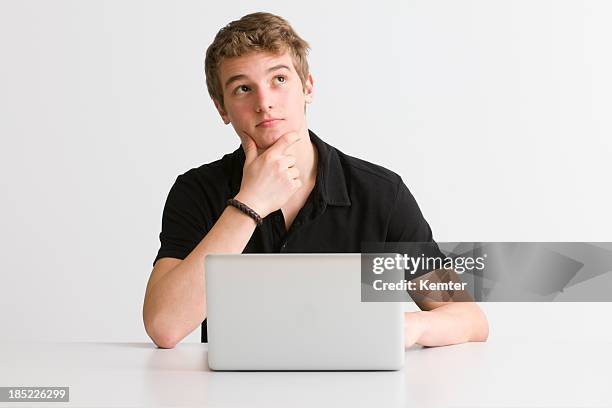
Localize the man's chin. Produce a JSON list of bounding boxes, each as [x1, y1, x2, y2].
[[255, 130, 285, 149]]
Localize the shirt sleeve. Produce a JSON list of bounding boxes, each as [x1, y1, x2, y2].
[[386, 177, 436, 243], [153, 173, 213, 266], [386, 177, 446, 278]]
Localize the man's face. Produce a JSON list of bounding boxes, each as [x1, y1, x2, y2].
[[215, 50, 314, 150]]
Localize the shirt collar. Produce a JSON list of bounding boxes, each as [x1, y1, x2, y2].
[[228, 129, 351, 207], [309, 129, 351, 207]]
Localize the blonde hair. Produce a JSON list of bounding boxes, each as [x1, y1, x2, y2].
[[205, 12, 310, 111]]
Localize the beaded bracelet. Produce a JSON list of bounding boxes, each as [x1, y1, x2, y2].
[[227, 198, 263, 226]]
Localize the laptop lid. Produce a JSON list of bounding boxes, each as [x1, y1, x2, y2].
[[205, 253, 405, 371]]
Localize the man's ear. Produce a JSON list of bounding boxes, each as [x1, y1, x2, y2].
[[304, 73, 314, 104], [213, 98, 231, 125]]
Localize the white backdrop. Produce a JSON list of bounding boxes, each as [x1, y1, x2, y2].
[[1, 0, 610, 343]]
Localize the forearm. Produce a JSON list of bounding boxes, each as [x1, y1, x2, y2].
[[405, 302, 489, 348], [144, 205, 257, 347]]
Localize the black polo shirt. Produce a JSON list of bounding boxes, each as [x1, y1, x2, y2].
[[154, 129, 439, 342]]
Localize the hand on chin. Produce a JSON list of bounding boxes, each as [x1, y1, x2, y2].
[[255, 129, 286, 150]]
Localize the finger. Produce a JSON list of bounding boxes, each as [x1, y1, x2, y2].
[[276, 155, 297, 170], [240, 131, 259, 166], [292, 178, 303, 190], [267, 132, 301, 156], [286, 167, 300, 180]]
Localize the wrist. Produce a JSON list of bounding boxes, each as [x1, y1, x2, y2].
[[227, 198, 262, 227], [233, 192, 266, 218]]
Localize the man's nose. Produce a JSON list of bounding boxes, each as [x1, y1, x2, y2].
[[254, 87, 273, 113]]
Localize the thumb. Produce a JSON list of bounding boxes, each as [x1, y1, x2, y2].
[[240, 132, 259, 166]]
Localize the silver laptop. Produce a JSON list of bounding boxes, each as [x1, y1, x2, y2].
[[205, 254, 405, 371]]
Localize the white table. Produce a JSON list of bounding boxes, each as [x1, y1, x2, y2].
[[0, 337, 610, 407]]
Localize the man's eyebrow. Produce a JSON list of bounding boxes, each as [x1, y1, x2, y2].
[[224, 64, 291, 89]]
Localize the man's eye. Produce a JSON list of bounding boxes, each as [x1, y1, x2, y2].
[[235, 85, 250, 94], [275, 75, 286, 83]]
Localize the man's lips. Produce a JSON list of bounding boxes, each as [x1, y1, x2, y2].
[[256, 118, 283, 127]]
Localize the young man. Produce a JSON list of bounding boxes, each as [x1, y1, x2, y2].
[[143, 12, 489, 349]]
